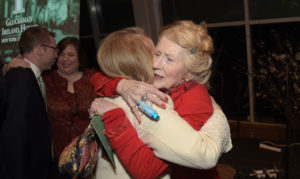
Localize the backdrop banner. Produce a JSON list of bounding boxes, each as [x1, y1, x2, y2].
[[0, 0, 80, 62]]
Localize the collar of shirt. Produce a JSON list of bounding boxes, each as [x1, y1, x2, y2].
[[23, 57, 41, 78]]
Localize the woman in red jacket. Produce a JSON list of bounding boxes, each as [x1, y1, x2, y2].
[[90, 20, 232, 179]]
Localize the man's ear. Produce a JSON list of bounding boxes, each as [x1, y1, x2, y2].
[[34, 45, 44, 56]]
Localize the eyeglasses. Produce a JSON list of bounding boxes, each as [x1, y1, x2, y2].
[[41, 44, 59, 53]]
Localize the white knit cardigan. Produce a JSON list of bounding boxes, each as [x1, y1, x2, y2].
[[94, 96, 232, 179]]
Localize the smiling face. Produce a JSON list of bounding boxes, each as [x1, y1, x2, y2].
[[153, 36, 189, 91], [57, 44, 79, 75]]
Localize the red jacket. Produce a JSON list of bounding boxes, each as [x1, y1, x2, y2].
[[90, 72, 218, 179]]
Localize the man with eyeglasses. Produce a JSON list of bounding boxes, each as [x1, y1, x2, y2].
[[0, 26, 57, 179]]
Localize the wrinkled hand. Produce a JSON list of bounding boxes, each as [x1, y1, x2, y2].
[[2, 55, 30, 75], [90, 98, 119, 116], [117, 79, 168, 122]]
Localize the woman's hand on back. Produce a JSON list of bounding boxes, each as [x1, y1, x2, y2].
[[90, 98, 119, 116], [116, 79, 168, 122], [2, 55, 30, 75]]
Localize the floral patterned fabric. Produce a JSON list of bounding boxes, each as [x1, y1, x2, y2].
[[58, 124, 99, 178]]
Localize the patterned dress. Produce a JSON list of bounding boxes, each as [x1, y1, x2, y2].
[[43, 69, 97, 159]]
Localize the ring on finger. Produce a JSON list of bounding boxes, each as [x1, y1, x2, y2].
[[93, 110, 99, 116], [131, 105, 138, 110], [141, 93, 148, 101]]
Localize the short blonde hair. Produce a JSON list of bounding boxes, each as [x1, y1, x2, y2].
[[159, 20, 213, 85], [97, 27, 154, 83]]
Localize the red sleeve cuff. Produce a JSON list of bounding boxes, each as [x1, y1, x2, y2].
[[108, 77, 123, 95], [89, 72, 123, 96]]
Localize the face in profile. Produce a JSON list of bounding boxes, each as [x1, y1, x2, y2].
[[152, 36, 187, 91], [57, 44, 79, 75], [42, 37, 57, 71]]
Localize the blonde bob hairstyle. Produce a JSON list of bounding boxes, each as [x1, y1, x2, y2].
[[159, 20, 214, 85], [97, 27, 154, 83]]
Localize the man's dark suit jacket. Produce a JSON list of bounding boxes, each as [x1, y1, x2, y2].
[[0, 64, 6, 125], [0, 67, 52, 179], [0, 63, 7, 176]]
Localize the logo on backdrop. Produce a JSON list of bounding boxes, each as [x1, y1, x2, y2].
[[13, 0, 25, 14], [1, 0, 37, 44], [0, 0, 80, 62]]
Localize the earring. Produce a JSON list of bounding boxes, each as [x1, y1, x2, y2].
[[184, 79, 189, 89], [184, 78, 192, 89]]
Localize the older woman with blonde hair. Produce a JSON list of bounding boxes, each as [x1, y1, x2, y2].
[[91, 20, 232, 179]]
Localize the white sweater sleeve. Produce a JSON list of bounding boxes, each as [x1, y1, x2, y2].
[[137, 100, 232, 169], [106, 96, 232, 169]]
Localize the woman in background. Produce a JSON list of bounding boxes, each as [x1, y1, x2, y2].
[[43, 37, 97, 178]]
